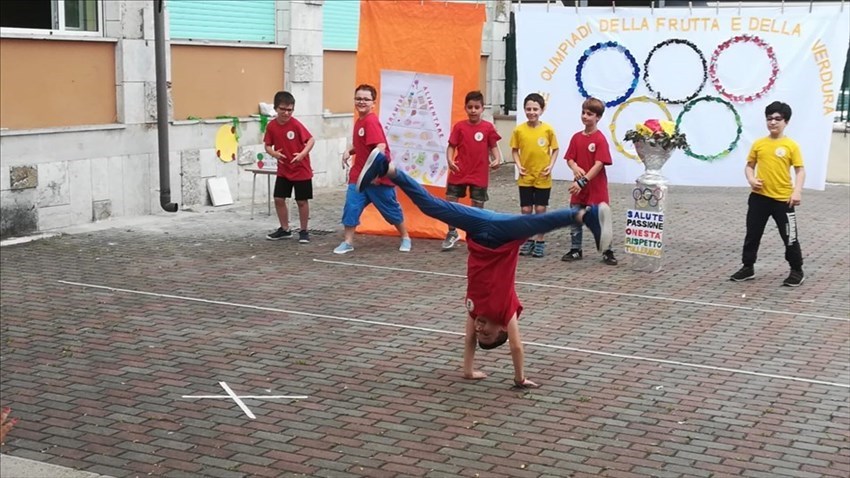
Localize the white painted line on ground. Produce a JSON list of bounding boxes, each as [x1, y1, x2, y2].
[[0, 232, 60, 247], [180, 381, 308, 419], [60, 280, 850, 389], [313, 259, 849, 323]]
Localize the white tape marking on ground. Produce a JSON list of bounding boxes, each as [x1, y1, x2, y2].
[[60, 280, 850, 389], [180, 381, 308, 419], [313, 259, 849, 323]]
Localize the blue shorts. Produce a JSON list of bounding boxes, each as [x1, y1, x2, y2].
[[341, 183, 404, 227]]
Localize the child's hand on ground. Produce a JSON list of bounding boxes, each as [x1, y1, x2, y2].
[[0, 407, 17, 444], [748, 178, 763, 191], [512, 378, 539, 389], [463, 371, 487, 380]]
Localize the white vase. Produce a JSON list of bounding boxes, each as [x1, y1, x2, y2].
[[628, 142, 672, 273], [635, 142, 673, 186]]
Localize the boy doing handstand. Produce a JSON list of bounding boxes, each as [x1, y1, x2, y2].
[[357, 150, 613, 388]]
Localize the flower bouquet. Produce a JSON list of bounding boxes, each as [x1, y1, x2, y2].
[[624, 120, 687, 183], [623, 119, 687, 150]]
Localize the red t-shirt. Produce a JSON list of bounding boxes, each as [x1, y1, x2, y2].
[[263, 117, 314, 181], [464, 238, 524, 327], [350, 113, 393, 187], [447, 120, 501, 188], [564, 130, 612, 205]]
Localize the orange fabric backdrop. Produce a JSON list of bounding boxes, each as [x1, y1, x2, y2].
[[354, 0, 486, 239]]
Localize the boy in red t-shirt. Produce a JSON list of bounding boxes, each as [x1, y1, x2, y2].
[[335, 84, 411, 255], [562, 97, 617, 265], [442, 90, 503, 250], [264, 91, 316, 243], [357, 151, 613, 388]]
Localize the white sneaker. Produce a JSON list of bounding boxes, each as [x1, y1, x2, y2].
[[399, 237, 412, 252]]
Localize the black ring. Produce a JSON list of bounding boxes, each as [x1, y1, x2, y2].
[[643, 38, 707, 105]]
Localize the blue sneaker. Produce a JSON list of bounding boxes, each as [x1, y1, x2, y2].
[[583, 203, 612, 253], [333, 241, 354, 254], [356, 149, 389, 192], [399, 237, 412, 252]]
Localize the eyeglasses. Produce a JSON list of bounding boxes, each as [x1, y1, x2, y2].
[[354, 97, 374, 103], [276, 107, 294, 112], [766, 116, 785, 122]]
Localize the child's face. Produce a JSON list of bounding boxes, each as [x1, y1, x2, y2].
[[473, 316, 505, 346], [354, 89, 375, 116], [581, 109, 600, 128], [765, 113, 787, 137], [465, 100, 484, 122], [275, 103, 294, 123], [524, 100, 543, 123]]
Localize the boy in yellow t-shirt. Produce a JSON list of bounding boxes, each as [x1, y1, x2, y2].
[[730, 101, 806, 287], [510, 93, 559, 258]]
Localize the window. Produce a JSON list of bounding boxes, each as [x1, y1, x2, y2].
[[168, 0, 275, 43], [0, 0, 100, 34]]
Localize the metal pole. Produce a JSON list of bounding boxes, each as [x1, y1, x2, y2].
[[154, 0, 178, 213]]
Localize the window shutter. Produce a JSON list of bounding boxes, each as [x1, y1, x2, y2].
[[168, 0, 276, 43], [323, 0, 359, 50]]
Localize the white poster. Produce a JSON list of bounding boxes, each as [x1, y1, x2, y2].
[[379, 70, 454, 187], [516, 5, 850, 189]]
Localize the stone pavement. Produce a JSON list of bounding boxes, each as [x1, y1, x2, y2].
[[0, 167, 848, 478]]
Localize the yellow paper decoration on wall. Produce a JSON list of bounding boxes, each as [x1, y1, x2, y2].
[[215, 124, 239, 163], [609, 96, 672, 162]]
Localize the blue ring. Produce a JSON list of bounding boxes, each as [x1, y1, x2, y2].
[[575, 41, 640, 108]]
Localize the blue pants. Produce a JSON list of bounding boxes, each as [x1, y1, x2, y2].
[[391, 171, 580, 249]]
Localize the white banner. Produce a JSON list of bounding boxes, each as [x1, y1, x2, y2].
[[379, 70, 454, 187], [516, 5, 849, 189]]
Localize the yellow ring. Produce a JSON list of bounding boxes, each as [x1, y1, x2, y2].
[[608, 96, 673, 162]]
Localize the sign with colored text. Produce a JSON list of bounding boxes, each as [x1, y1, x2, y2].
[[625, 209, 664, 257], [515, 5, 849, 189]]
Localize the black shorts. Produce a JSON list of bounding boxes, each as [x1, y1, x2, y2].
[[518, 186, 550, 207], [445, 183, 488, 203], [274, 177, 312, 200]]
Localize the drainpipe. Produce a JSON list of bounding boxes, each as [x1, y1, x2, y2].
[[154, 0, 178, 212]]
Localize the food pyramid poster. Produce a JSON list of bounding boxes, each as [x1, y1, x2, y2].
[[379, 70, 453, 187]]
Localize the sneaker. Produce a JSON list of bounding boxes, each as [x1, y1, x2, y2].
[[730, 266, 755, 282], [298, 230, 310, 244], [531, 241, 546, 258], [333, 241, 354, 254], [519, 239, 534, 256], [399, 237, 412, 252], [356, 149, 389, 192], [583, 203, 612, 253], [267, 228, 292, 240], [441, 230, 460, 250], [602, 250, 618, 266], [782, 269, 805, 287], [561, 249, 583, 262]]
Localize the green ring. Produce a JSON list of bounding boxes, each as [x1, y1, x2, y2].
[[675, 95, 742, 162]]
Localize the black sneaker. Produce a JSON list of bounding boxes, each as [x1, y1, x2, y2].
[[730, 266, 755, 282], [267, 228, 293, 240], [602, 250, 618, 266], [782, 269, 805, 287], [519, 239, 534, 256], [561, 249, 582, 261], [298, 230, 310, 244]]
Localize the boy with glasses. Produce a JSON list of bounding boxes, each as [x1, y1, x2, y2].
[[335, 84, 411, 254], [730, 101, 806, 287]]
